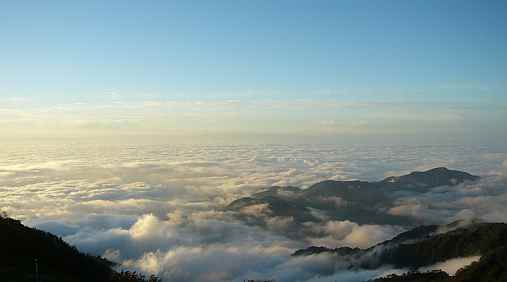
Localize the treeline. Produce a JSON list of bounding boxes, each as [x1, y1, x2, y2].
[[0, 214, 161, 282], [376, 223, 507, 269], [373, 246, 507, 282]]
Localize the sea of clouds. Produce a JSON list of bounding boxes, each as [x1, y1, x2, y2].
[[1, 144, 507, 282]]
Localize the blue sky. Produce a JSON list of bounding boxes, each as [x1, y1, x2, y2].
[[1, 1, 506, 144], [2, 0, 506, 102]]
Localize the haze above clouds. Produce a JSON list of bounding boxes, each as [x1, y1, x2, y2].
[[1, 99, 506, 146]]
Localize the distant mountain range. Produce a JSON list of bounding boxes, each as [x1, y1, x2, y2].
[[226, 167, 479, 230], [224, 167, 507, 281]]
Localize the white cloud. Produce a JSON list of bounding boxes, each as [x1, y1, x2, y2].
[[2, 144, 507, 281], [388, 176, 507, 224], [239, 204, 272, 217], [307, 220, 405, 248], [419, 256, 481, 276]]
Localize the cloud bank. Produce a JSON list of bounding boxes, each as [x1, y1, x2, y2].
[[1, 144, 507, 281]]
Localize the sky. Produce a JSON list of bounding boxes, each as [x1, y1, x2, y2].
[[2, 3, 507, 280], [1, 0, 507, 144]]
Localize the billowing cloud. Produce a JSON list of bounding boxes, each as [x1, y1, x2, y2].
[[240, 203, 273, 218], [388, 176, 507, 224], [1, 144, 507, 281], [305, 220, 405, 248]]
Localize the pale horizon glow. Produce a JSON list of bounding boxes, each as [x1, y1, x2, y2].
[[1, 1, 507, 145], [1, 97, 506, 146]]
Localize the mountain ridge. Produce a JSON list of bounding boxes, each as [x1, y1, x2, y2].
[[293, 220, 507, 271], [0, 215, 160, 282], [226, 167, 479, 228]]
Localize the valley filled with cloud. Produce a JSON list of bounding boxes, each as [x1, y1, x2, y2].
[[1, 143, 507, 282]]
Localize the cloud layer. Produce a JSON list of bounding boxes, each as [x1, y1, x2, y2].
[[1, 144, 507, 281]]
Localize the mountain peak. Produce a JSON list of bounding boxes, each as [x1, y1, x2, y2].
[[381, 167, 479, 188], [428, 166, 450, 172], [226, 167, 480, 227]]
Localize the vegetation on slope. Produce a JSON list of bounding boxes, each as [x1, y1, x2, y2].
[[0, 214, 160, 282]]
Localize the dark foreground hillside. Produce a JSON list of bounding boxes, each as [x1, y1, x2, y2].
[[372, 246, 507, 282], [0, 214, 160, 282]]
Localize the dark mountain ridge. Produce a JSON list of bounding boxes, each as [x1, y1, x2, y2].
[[294, 220, 507, 271], [226, 167, 479, 228], [0, 215, 160, 282], [372, 245, 507, 282]]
